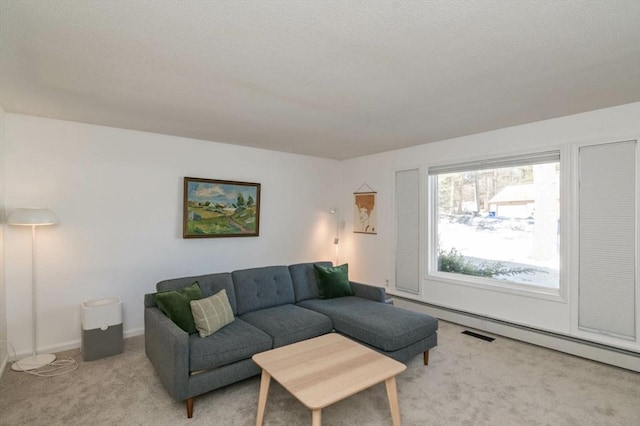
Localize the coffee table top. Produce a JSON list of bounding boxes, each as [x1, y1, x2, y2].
[[252, 333, 406, 410]]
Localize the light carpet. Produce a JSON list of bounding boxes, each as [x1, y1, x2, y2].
[[1, 320, 638, 425]]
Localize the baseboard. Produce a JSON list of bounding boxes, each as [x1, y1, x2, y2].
[[7, 327, 145, 361], [123, 327, 144, 340], [392, 297, 640, 373]]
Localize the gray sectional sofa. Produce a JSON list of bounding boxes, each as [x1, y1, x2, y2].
[[144, 261, 438, 418]]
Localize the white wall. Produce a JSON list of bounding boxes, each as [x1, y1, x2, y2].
[[341, 102, 640, 354], [4, 103, 638, 360], [0, 105, 7, 371], [4, 114, 342, 356]]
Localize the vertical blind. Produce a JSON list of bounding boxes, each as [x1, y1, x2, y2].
[[395, 169, 420, 294], [578, 140, 637, 339]]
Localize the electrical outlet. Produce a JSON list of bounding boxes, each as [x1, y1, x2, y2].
[[385, 279, 390, 287]]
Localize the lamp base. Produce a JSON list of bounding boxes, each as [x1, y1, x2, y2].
[[11, 353, 56, 371]]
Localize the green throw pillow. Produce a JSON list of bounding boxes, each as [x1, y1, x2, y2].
[[153, 282, 203, 334], [314, 263, 354, 299], [190, 289, 235, 338]]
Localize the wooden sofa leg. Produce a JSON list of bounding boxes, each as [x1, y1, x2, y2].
[[423, 351, 429, 365], [186, 398, 194, 418]]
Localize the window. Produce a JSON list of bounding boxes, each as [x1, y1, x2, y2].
[[429, 151, 560, 290]]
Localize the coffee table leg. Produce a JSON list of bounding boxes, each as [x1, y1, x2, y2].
[[312, 409, 321, 426], [256, 370, 271, 426], [385, 377, 401, 426]]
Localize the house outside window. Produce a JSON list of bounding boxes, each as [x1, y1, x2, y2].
[[428, 151, 560, 292]]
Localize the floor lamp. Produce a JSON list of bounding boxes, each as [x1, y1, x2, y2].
[[8, 208, 58, 371]]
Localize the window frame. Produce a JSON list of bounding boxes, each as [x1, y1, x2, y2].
[[425, 148, 568, 303]]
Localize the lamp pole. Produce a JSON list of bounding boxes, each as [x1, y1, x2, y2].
[[29, 224, 39, 360], [9, 208, 58, 371]]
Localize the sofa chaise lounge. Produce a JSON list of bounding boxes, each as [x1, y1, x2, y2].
[[144, 261, 438, 418]]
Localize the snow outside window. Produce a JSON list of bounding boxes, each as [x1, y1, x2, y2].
[[428, 151, 560, 291]]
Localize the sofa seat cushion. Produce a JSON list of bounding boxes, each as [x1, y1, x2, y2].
[[298, 297, 438, 352], [189, 318, 272, 372], [240, 304, 333, 348]]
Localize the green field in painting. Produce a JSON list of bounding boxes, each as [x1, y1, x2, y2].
[[187, 206, 257, 235]]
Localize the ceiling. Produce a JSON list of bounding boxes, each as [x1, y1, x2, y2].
[[1, 1, 639, 160]]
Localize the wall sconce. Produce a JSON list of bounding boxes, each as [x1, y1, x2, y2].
[[330, 207, 340, 264], [329, 207, 339, 244]]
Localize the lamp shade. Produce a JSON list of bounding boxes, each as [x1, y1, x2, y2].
[[7, 208, 58, 226]]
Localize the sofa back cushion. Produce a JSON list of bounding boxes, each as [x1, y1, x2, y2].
[[156, 272, 238, 315], [289, 261, 333, 302], [232, 266, 295, 315]]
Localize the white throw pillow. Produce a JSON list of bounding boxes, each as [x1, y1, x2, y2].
[[190, 289, 235, 338]]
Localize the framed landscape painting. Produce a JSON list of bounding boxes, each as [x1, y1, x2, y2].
[[183, 177, 261, 238]]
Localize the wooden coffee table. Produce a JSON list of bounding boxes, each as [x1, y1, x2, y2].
[[252, 333, 406, 426]]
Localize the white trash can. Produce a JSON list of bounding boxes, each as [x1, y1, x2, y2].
[[81, 298, 123, 361]]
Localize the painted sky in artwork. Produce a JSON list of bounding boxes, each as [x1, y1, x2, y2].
[[188, 182, 257, 205]]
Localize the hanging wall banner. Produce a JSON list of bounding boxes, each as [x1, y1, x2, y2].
[[353, 191, 377, 234]]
